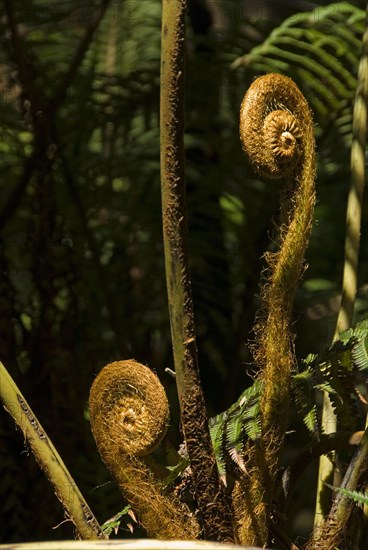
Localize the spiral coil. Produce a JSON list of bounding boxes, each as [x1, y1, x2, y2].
[[240, 73, 311, 179], [89, 360, 169, 458]]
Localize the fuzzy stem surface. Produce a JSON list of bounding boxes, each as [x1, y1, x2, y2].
[[160, 0, 233, 542]]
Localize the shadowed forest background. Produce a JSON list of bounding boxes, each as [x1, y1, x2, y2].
[[1, 0, 367, 545]]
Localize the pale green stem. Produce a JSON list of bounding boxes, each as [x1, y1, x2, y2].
[[332, 427, 368, 524], [314, 2, 368, 529], [0, 361, 106, 540]]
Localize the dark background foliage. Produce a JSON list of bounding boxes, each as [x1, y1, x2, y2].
[[0, 0, 367, 543]]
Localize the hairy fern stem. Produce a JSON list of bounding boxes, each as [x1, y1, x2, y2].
[[89, 360, 199, 540], [233, 73, 316, 546]]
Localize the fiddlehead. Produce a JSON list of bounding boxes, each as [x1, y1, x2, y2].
[[242, 72, 316, 456], [240, 73, 308, 180], [233, 73, 316, 546], [89, 360, 199, 540]]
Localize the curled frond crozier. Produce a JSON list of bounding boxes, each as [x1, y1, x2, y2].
[[89, 360, 169, 458], [233, 73, 316, 547], [240, 73, 311, 179], [89, 360, 199, 540], [239, 73, 316, 441]]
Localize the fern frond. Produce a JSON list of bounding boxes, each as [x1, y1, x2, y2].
[[294, 320, 368, 433], [225, 408, 246, 473], [209, 380, 262, 478], [348, 320, 368, 373], [292, 362, 320, 434], [208, 411, 228, 481], [325, 483, 368, 506], [313, 347, 359, 431]]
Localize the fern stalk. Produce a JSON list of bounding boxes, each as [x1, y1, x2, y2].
[[159, 0, 233, 541], [315, 2, 368, 529], [306, 428, 368, 550], [234, 73, 316, 546], [335, 2, 368, 342], [0, 361, 106, 540]]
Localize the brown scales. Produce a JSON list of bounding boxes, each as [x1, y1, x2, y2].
[[89, 360, 199, 540], [234, 73, 316, 547]]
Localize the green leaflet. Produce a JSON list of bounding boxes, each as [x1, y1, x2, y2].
[[208, 414, 228, 481], [294, 320, 368, 435], [341, 319, 368, 373], [292, 363, 320, 435], [325, 483, 368, 506], [209, 380, 262, 480], [352, 337, 368, 373]]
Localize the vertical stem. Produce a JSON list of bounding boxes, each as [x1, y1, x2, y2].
[[160, 0, 233, 542], [307, 429, 368, 550], [333, 428, 368, 524], [335, 2, 368, 336], [315, 3, 368, 529]]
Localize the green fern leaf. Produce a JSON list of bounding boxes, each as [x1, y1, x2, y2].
[[292, 365, 320, 435], [351, 320, 368, 373], [209, 380, 262, 478], [315, 346, 360, 431], [295, 320, 368, 434], [227, 380, 262, 442], [325, 484, 368, 506], [209, 411, 228, 481]]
